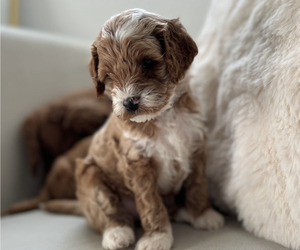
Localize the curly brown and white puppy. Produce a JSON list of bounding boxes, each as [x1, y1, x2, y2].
[[76, 9, 224, 250]]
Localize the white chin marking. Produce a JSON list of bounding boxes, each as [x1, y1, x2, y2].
[[130, 113, 158, 123], [130, 95, 175, 123], [102, 226, 135, 250], [135, 225, 173, 250], [176, 208, 224, 230], [112, 84, 176, 122]]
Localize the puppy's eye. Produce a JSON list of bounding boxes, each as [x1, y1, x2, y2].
[[105, 73, 112, 80], [142, 58, 155, 70]]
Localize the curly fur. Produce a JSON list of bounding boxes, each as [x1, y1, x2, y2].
[[190, 0, 300, 249], [22, 88, 111, 175], [77, 9, 224, 250]]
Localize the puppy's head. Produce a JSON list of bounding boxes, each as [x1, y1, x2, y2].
[[90, 9, 197, 122]]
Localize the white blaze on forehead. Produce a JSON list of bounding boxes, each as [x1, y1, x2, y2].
[[117, 10, 144, 40], [101, 9, 144, 40], [101, 8, 165, 41]]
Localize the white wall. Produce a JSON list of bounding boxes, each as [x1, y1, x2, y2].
[[18, 0, 211, 41], [1, 27, 92, 210], [1, 0, 10, 24]]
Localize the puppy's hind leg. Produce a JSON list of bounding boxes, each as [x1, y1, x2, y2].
[[176, 149, 224, 230], [75, 159, 135, 250]]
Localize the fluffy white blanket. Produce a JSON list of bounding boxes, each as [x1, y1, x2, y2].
[[190, 0, 300, 249]]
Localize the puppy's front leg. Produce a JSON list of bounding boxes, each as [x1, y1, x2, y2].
[[176, 149, 224, 230], [127, 159, 173, 250], [76, 159, 135, 250]]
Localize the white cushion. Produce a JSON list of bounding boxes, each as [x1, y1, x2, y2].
[[1, 211, 287, 250], [1, 27, 91, 210]]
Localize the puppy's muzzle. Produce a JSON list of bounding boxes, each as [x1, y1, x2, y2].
[[123, 96, 140, 112]]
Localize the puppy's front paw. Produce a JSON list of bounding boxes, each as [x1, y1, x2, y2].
[[176, 208, 224, 230], [102, 226, 135, 250], [135, 226, 173, 250]]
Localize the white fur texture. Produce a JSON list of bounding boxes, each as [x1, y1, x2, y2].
[[176, 208, 224, 230], [135, 225, 173, 250], [102, 9, 162, 41], [154, 108, 204, 194], [102, 226, 135, 250], [129, 91, 176, 123], [124, 100, 205, 194], [190, 0, 300, 249]]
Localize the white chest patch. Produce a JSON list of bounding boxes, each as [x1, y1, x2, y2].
[[124, 109, 205, 194]]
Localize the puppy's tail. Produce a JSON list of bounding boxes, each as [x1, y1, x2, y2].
[[1, 189, 50, 216], [39, 200, 82, 216], [2, 191, 82, 217]]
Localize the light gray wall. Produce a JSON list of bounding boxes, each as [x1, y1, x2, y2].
[[1, 27, 92, 210], [17, 0, 211, 41], [1, 0, 10, 24]]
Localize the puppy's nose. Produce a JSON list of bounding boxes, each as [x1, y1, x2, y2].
[[123, 96, 140, 112]]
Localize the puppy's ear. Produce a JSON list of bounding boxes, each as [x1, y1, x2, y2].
[[155, 19, 198, 83], [90, 44, 105, 96]]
